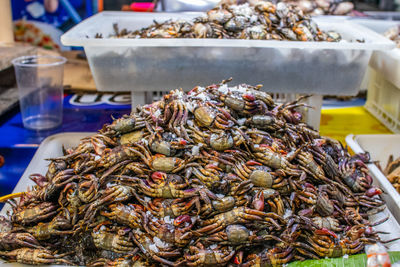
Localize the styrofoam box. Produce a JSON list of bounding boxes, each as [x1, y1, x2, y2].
[[61, 12, 394, 95], [2, 132, 400, 267], [346, 134, 400, 224]]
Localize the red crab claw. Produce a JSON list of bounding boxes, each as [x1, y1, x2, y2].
[[315, 228, 338, 239], [279, 150, 287, 155], [242, 93, 255, 101], [174, 215, 192, 227], [246, 160, 262, 166], [366, 187, 382, 197], [132, 255, 140, 261], [131, 204, 145, 211], [179, 139, 188, 145], [252, 191, 265, 211], [151, 172, 167, 182], [233, 251, 243, 265]]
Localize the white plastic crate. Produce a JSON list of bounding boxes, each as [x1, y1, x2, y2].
[[134, 91, 322, 130], [62, 12, 394, 95], [365, 68, 400, 133], [350, 19, 400, 133]]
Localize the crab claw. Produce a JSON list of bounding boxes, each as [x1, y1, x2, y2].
[[233, 251, 243, 264], [246, 160, 262, 166], [217, 107, 232, 119], [242, 93, 255, 101], [315, 228, 338, 239], [252, 191, 264, 211], [174, 215, 192, 227], [29, 174, 48, 187], [91, 138, 106, 155], [366, 187, 382, 197], [179, 139, 188, 145], [151, 172, 167, 182]]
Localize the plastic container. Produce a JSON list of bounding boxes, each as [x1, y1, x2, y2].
[[365, 68, 400, 133], [364, 11, 400, 20], [12, 55, 66, 131], [61, 12, 394, 95], [350, 19, 400, 133], [346, 134, 400, 223]]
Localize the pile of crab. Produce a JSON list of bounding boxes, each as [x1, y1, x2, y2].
[[0, 79, 394, 266], [108, 1, 341, 42], [223, 0, 354, 16]]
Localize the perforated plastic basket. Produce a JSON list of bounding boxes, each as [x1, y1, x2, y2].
[[365, 68, 400, 133]]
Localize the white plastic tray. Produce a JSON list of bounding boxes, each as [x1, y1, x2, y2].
[[1, 132, 400, 266], [61, 12, 395, 94], [346, 134, 400, 224]]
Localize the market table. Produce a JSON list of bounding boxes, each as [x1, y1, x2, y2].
[[0, 93, 391, 205]]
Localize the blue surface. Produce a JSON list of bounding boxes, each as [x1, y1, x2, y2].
[[322, 97, 366, 108], [0, 94, 131, 147], [0, 148, 37, 209], [0, 93, 131, 201]]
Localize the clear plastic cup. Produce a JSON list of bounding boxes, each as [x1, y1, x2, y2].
[[12, 55, 67, 131]]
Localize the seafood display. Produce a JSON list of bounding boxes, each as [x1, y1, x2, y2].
[[280, 0, 353, 15], [384, 25, 400, 48], [108, 1, 341, 41], [221, 0, 354, 16], [0, 80, 392, 266], [384, 155, 400, 192]]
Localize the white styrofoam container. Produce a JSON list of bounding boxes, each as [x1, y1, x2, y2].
[[61, 12, 394, 95], [2, 132, 400, 267], [346, 134, 400, 224]]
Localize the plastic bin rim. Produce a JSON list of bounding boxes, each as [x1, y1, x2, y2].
[[61, 11, 396, 50]]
